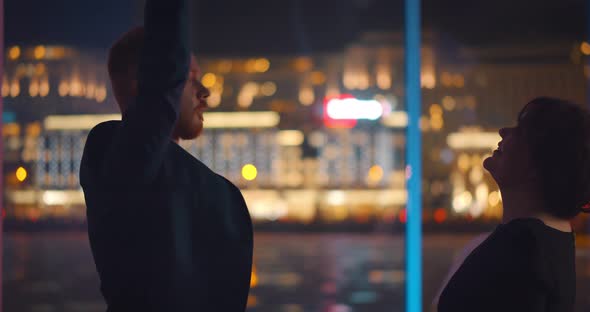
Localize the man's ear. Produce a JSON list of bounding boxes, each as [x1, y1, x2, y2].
[[116, 78, 138, 118]]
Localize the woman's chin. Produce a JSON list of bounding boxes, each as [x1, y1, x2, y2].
[[483, 157, 505, 186], [483, 156, 495, 172]]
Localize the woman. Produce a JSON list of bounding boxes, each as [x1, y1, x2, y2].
[[438, 97, 590, 312]]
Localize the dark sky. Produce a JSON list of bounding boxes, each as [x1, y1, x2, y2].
[[5, 0, 138, 49], [5, 0, 588, 55]]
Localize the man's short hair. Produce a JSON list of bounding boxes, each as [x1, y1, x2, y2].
[[107, 27, 145, 113]]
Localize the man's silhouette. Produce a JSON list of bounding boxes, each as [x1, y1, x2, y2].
[[79, 1, 253, 311]]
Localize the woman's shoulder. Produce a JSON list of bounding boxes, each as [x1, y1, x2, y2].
[[502, 218, 574, 242], [481, 220, 547, 269], [496, 218, 574, 270], [494, 219, 539, 245]]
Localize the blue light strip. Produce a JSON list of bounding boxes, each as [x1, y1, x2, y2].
[[404, 0, 422, 311]]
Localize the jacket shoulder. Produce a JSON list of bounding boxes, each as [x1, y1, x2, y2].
[[80, 120, 121, 186], [86, 120, 121, 142]]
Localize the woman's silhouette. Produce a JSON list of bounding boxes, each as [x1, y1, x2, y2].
[[438, 97, 590, 312]]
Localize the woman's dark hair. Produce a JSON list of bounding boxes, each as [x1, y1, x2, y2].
[[519, 97, 590, 219]]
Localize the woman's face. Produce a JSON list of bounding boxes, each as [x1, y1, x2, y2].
[[483, 105, 537, 189]]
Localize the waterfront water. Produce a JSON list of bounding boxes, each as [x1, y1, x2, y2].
[[4, 233, 590, 311]]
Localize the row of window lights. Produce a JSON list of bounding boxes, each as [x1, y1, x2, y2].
[[1, 79, 107, 102], [205, 58, 270, 74], [242, 163, 384, 184], [206, 57, 316, 74], [16, 163, 386, 187], [7, 45, 68, 61], [7, 47, 474, 98], [341, 71, 467, 91]]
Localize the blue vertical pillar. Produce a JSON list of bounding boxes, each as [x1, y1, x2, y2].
[[405, 0, 422, 311]]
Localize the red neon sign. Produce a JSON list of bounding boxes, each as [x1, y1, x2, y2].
[[323, 94, 357, 128]]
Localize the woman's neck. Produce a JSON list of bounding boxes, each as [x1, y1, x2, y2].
[[501, 188, 572, 232]]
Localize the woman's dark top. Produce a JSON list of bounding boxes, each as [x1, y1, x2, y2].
[[438, 218, 576, 312]]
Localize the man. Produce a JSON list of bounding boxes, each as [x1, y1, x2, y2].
[[79, 1, 253, 311]]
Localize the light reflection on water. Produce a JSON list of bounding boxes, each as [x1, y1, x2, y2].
[[3, 233, 590, 312]]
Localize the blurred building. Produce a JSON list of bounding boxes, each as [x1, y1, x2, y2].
[[1, 45, 115, 222], [2, 34, 587, 227], [2, 45, 116, 119]]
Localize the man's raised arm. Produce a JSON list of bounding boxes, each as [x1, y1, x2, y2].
[[99, 0, 190, 186]]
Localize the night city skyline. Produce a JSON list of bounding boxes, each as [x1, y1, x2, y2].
[[4, 1, 590, 311]]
